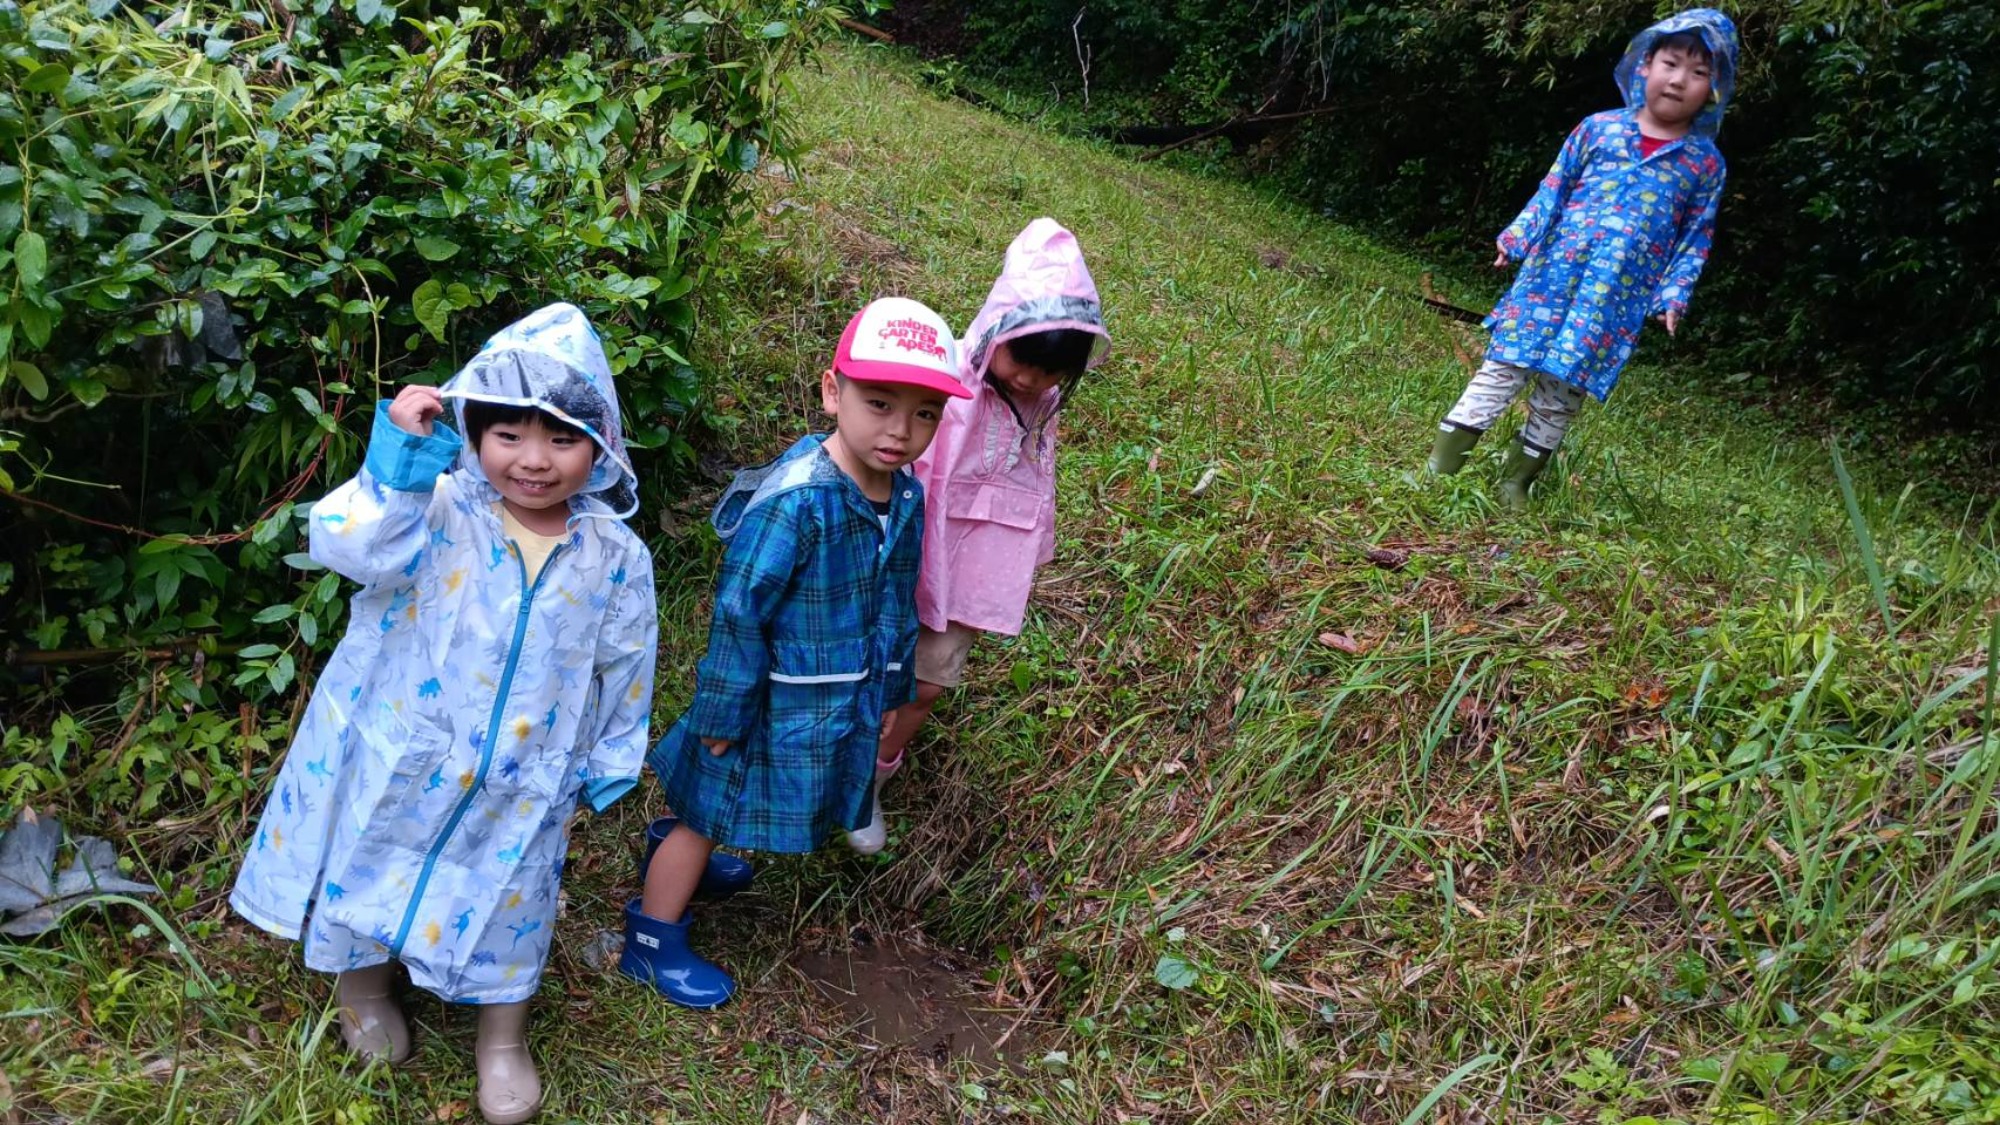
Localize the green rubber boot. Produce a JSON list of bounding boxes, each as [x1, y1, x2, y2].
[[1496, 440, 1552, 509], [1427, 425, 1481, 475]]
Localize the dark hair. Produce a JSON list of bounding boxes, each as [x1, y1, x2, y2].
[[989, 328, 1099, 424], [461, 401, 587, 449], [1005, 328, 1097, 377], [1648, 30, 1712, 63]]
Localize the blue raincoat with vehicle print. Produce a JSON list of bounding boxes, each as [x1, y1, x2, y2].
[[649, 434, 921, 854], [231, 303, 657, 1005], [1485, 8, 1739, 401]]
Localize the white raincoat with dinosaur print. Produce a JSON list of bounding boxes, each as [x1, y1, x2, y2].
[[231, 303, 657, 1004]]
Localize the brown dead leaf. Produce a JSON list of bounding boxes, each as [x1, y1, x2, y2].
[[1621, 677, 1670, 709], [1318, 632, 1369, 655], [431, 1101, 468, 1122], [1364, 547, 1410, 570]]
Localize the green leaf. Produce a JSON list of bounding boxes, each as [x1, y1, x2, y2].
[[155, 565, 182, 608], [355, 0, 382, 24], [269, 85, 308, 121], [190, 230, 218, 260], [414, 236, 461, 261], [15, 303, 51, 349], [10, 360, 48, 401], [238, 643, 281, 659], [24, 64, 70, 95], [299, 613, 319, 645], [1153, 953, 1198, 990], [413, 278, 449, 342], [1010, 660, 1034, 695], [758, 21, 789, 38], [13, 231, 47, 288], [268, 652, 297, 692], [680, 9, 718, 23], [252, 604, 297, 623], [281, 552, 324, 572], [1396, 1054, 1504, 1125]]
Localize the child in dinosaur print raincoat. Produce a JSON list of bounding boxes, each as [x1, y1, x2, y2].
[[231, 302, 656, 1125], [1427, 8, 1739, 506]]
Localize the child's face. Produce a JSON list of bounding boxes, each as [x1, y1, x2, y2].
[[988, 343, 1061, 402], [1638, 44, 1715, 131], [820, 372, 949, 484], [476, 415, 595, 525]]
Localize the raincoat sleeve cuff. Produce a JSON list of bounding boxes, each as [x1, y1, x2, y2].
[[583, 775, 637, 814], [363, 405, 463, 492], [685, 697, 752, 743]]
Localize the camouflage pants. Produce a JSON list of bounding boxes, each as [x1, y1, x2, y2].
[[1442, 360, 1587, 452]]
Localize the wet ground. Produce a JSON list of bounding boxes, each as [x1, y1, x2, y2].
[[791, 931, 1025, 1068]]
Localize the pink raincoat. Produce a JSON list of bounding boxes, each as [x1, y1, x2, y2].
[[913, 218, 1110, 636]]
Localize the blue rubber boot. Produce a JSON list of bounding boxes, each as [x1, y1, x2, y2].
[[617, 899, 735, 1009], [639, 817, 754, 900]]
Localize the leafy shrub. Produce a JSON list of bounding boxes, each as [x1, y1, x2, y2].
[[903, 0, 2000, 435], [0, 0, 836, 729]]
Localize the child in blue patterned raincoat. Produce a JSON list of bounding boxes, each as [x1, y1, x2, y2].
[[617, 297, 970, 1009], [230, 303, 656, 1125], [1427, 8, 1740, 507]]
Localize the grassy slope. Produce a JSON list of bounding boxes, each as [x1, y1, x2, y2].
[[6, 47, 2000, 1125]]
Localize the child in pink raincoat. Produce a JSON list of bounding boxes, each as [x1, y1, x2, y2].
[[845, 218, 1111, 854]]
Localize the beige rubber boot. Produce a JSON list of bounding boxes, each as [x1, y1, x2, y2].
[[475, 1000, 542, 1125], [334, 962, 412, 1064]]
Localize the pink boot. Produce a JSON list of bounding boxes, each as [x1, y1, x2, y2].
[[844, 752, 903, 855]]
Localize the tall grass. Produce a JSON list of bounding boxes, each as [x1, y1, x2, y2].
[[4, 45, 1999, 1124]]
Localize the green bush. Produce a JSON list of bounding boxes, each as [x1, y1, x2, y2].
[[905, 0, 2000, 436], [0, 0, 836, 792]]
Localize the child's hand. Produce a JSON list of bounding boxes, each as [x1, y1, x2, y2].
[[701, 737, 731, 757], [1493, 245, 1510, 269], [881, 711, 895, 738], [1660, 310, 1680, 336], [388, 385, 446, 436]]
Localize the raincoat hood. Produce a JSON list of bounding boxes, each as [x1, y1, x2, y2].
[[1615, 8, 1740, 137], [962, 218, 1110, 385], [440, 302, 639, 521], [709, 434, 917, 543]]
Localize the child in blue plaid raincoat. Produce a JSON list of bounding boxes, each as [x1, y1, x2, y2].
[[230, 303, 656, 1125], [617, 298, 972, 1009], [1426, 8, 1740, 507]]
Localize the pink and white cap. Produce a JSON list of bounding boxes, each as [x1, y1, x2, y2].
[[834, 297, 972, 400]]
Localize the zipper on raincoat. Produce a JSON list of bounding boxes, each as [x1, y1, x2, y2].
[[389, 540, 564, 956]]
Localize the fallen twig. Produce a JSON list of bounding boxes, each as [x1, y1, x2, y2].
[[838, 17, 892, 43]]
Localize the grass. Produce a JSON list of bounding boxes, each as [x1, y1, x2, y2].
[[7, 43, 2000, 1124]]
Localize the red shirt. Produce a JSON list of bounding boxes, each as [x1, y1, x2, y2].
[[1638, 134, 1672, 158]]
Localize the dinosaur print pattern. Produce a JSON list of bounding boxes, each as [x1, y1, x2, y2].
[[231, 304, 656, 1005]]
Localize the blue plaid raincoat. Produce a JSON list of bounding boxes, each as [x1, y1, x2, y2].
[[1486, 8, 1739, 401], [231, 303, 657, 1004], [650, 435, 922, 853]]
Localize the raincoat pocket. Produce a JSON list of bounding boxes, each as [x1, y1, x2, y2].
[[764, 638, 868, 754], [945, 482, 1043, 531]]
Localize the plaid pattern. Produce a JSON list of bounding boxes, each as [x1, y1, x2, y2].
[[651, 436, 922, 853]]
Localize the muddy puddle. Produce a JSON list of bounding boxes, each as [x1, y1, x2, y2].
[[792, 931, 1028, 1067]]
